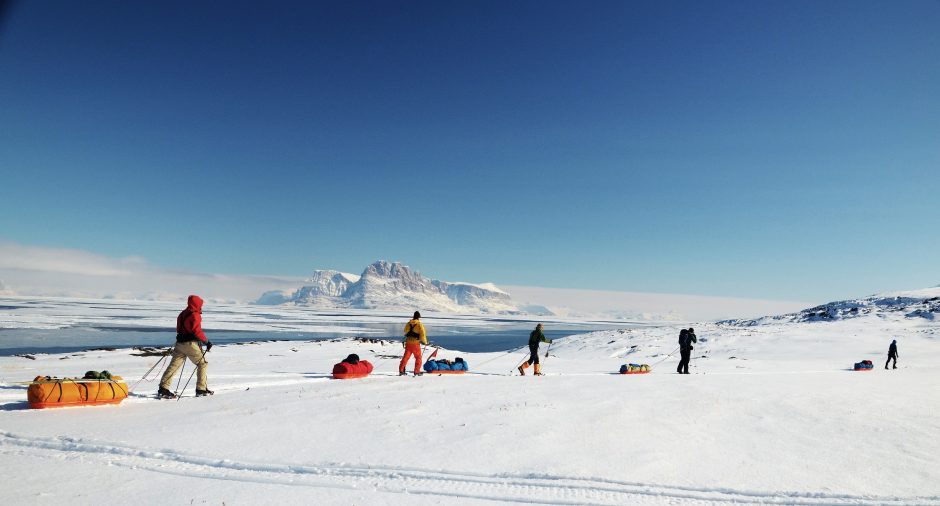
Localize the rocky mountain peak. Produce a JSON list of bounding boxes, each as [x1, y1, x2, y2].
[[257, 261, 520, 314]]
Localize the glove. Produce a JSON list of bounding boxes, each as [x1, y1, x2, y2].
[[206, 341, 213, 352]]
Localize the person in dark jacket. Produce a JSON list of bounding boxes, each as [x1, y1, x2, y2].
[[677, 327, 697, 374], [518, 323, 552, 376], [885, 340, 898, 369], [157, 295, 214, 398]]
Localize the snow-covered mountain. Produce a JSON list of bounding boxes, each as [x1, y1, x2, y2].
[[721, 286, 940, 326], [256, 261, 519, 314]]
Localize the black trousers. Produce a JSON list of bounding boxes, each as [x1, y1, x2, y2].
[[527, 344, 540, 366], [885, 355, 897, 369], [677, 348, 691, 374]]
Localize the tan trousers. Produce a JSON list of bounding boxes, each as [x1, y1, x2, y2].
[[159, 341, 208, 391]]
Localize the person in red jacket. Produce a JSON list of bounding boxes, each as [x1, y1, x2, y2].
[[157, 295, 214, 398]]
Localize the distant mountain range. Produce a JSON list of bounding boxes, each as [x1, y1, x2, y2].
[[721, 286, 940, 326], [256, 261, 521, 314]]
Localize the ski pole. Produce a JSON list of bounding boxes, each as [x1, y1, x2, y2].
[[177, 347, 209, 401], [511, 347, 533, 374], [173, 361, 186, 395], [128, 348, 172, 392], [544, 341, 553, 358]]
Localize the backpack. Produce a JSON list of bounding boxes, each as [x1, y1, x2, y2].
[[405, 321, 421, 339]]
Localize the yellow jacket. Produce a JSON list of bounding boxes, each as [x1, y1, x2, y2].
[[403, 319, 427, 345]]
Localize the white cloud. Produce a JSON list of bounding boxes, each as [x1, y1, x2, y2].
[[0, 242, 143, 276], [0, 242, 304, 302]]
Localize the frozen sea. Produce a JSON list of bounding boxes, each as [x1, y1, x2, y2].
[[0, 296, 652, 355]]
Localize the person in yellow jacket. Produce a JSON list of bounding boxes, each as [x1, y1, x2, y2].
[[399, 311, 428, 376]]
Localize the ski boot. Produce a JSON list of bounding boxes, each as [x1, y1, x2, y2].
[[399, 371, 408, 376], [157, 387, 176, 399], [195, 388, 214, 397], [518, 362, 528, 376], [413, 371, 424, 377], [534, 364, 543, 376]]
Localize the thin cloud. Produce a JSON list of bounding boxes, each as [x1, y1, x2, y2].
[[0, 242, 303, 302], [0, 242, 143, 277], [505, 285, 810, 322]]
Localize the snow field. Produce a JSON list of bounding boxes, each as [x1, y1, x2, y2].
[[1, 316, 938, 505]]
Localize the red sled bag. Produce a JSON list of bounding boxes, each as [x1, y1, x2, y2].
[[333, 354, 374, 379]]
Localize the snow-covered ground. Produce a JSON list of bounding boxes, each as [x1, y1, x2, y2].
[[1, 297, 938, 505]]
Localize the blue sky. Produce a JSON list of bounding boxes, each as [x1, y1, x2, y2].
[[1, 0, 938, 302]]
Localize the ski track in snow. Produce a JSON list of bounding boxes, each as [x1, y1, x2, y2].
[[2, 431, 937, 506]]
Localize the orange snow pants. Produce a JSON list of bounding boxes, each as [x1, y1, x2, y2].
[[399, 341, 423, 374]]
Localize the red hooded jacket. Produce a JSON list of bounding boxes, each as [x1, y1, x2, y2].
[[176, 295, 208, 343]]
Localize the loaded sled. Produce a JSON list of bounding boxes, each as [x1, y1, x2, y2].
[[423, 357, 468, 375], [853, 360, 874, 371], [332, 354, 374, 379], [27, 372, 129, 409], [619, 363, 651, 375]]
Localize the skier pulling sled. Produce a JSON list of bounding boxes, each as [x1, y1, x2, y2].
[[157, 295, 215, 399], [677, 328, 697, 374], [400, 311, 428, 376], [518, 323, 552, 376], [885, 340, 899, 370]]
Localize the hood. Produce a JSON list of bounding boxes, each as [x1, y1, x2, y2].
[[187, 295, 204, 313]]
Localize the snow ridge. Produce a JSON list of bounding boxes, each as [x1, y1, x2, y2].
[[722, 287, 940, 326]]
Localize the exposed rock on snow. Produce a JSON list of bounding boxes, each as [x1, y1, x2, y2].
[[257, 261, 520, 314], [290, 270, 359, 304], [721, 286, 940, 326]]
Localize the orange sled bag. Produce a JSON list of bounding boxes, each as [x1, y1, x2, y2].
[[27, 376, 129, 409]]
